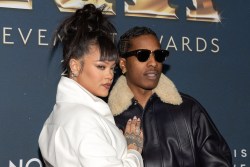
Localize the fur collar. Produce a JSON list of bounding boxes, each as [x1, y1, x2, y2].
[[108, 74, 183, 116]]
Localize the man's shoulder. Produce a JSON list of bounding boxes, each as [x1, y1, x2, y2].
[[177, 92, 210, 118], [179, 92, 203, 107]]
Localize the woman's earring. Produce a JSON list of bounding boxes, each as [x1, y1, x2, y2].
[[71, 72, 78, 78]]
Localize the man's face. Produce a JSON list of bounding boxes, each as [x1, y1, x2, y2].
[[121, 34, 163, 92]]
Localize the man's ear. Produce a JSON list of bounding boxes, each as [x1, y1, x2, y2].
[[69, 58, 81, 77], [119, 58, 127, 74]]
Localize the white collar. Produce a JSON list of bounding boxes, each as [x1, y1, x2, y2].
[[57, 77, 111, 118]]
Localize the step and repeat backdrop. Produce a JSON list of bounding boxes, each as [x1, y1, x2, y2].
[[0, 0, 249, 166]]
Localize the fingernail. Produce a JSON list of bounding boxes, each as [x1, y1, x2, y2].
[[128, 119, 131, 122], [133, 116, 137, 119], [137, 118, 141, 121]]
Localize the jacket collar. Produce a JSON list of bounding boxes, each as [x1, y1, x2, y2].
[[108, 74, 183, 116], [57, 77, 112, 119]]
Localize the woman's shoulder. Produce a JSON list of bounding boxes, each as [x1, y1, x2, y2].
[[52, 102, 104, 131]]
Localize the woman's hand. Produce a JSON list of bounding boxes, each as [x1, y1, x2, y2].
[[124, 116, 143, 153]]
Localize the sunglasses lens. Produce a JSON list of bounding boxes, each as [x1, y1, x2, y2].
[[136, 50, 151, 62], [154, 50, 169, 62], [124, 49, 169, 63]]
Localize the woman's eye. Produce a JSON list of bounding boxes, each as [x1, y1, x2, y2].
[[97, 65, 105, 70]]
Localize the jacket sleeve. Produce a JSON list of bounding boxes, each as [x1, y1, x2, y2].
[[77, 126, 143, 167], [192, 103, 233, 167]]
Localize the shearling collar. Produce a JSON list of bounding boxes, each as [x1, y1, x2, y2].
[[108, 74, 183, 116]]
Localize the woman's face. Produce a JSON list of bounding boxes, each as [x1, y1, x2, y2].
[[72, 45, 116, 97]]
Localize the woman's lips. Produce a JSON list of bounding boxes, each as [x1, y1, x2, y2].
[[103, 83, 111, 89]]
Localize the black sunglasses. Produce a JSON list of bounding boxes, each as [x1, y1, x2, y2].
[[122, 49, 169, 63]]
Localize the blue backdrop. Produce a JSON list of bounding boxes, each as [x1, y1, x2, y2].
[[0, 0, 249, 166]]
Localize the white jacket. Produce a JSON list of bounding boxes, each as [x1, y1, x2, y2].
[[38, 77, 143, 167]]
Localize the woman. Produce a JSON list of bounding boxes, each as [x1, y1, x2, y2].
[[38, 4, 143, 167]]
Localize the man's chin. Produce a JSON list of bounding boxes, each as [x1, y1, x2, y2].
[[142, 83, 158, 90]]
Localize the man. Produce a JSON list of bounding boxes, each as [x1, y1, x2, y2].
[[108, 26, 232, 167]]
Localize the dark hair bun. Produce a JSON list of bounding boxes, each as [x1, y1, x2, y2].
[[55, 4, 116, 45], [74, 4, 103, 32]]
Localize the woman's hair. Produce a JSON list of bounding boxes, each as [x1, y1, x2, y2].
[[53, 4, 118, 76], [118, 26, 158, 56]]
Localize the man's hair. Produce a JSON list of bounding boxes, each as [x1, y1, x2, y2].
[[118, 26, 158, 56]]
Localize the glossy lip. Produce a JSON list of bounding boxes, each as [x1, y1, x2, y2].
[[102, 83, 112, 90]]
